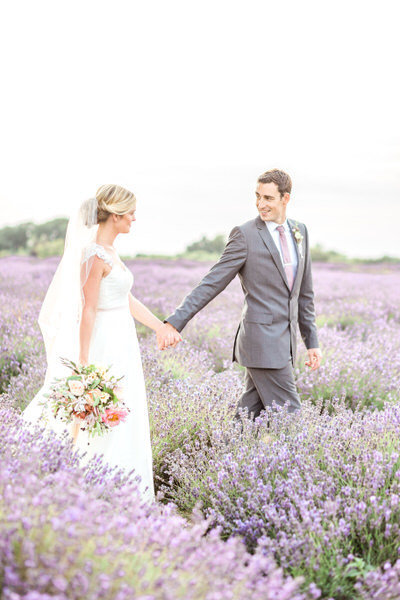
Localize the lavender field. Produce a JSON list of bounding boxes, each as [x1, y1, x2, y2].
[[1, 256, 400, 600]]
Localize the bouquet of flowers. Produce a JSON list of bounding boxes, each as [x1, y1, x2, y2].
[[43, 358, 129, 441]]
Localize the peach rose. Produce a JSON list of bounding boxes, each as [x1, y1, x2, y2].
[[68, 379, 85, 396], [86, 389, 102, 405]]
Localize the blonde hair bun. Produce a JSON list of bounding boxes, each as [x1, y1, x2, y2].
[[95, 184, 136, 223]]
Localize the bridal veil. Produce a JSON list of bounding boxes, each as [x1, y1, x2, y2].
[[38, 197, 98, 385]]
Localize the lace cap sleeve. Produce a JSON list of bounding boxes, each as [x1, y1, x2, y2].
[[82, 243, 113, 268]]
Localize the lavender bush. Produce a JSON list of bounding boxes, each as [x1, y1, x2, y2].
[[160, 399, 400, 597], [1, 256, 400, 599], [356, 560, 400, 599], [0, 409, 304, 599]]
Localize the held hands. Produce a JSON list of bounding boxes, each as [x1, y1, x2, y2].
[[305, 348, 322, 371], [156, 322, 182, 351]]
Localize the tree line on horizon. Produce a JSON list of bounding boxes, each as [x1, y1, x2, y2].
[[0, 218, 398, 264]]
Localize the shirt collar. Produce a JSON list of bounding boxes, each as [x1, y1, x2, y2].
[[266, 219, 289, 233]]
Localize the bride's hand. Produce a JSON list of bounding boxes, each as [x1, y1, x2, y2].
[[79, 355, 89, 367], [156, 323, 182, 350]]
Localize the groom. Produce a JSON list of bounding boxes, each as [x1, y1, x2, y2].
[[160, 169, 321, 419]]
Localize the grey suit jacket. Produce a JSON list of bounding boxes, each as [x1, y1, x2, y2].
[[166, 216, 319, 369]]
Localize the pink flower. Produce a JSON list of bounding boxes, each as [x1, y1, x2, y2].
[[68, 379, 85, 396], [101, 408, 128, 428]]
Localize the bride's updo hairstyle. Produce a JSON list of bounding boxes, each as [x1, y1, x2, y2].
[[95, 184, 136, 224]]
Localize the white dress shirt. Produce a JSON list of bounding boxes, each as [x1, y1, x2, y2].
[[266, 219, 298, 280]]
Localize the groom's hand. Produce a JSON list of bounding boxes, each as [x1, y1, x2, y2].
[[305, 348, 322, 371], [156, 322, 182, 350]]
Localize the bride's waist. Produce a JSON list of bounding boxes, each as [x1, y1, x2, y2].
[[96, 303, 130, 313]]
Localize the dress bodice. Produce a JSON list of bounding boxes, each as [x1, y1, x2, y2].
[[82, 243, 133, 310]]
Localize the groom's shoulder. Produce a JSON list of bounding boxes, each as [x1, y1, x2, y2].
[[233, 217, 260, 236]]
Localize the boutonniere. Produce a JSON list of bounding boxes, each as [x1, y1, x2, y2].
[[292, 223, 304, 258]]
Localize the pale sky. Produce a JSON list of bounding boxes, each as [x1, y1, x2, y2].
[[0, 0, 399, 258]]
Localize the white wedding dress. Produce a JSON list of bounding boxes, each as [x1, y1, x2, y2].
[[23, 243, 155, 503]]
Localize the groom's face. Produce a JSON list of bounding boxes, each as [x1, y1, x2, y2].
[[255, 182, 289, 223]]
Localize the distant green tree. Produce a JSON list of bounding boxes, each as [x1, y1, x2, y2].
[[310, 243, 347, 263], [0, 222, 33, 252], [0, 217, 68, 255], [355, 254, 399, 265], [28, 217, 68, 256], [33, 238, 65, 258], [186, 234, 226, 255], [28, 218, 68, 246]]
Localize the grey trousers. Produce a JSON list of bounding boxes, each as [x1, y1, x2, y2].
[[235, 361, 301, 421]]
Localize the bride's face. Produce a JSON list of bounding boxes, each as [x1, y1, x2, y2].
[[114, 209, 136, 234]]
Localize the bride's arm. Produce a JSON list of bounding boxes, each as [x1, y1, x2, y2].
[[79, 258, 107, 365], [128, 293, 182, 348], [128, 292, 164, 332]]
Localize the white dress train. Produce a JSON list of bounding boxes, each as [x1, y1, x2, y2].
[[23, 243, 155, 503]]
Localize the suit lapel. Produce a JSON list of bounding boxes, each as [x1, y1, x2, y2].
[[287, 218, 303, 293], [256, 216, 290, 291]]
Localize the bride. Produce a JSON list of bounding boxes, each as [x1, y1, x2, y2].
[[23, 184, 181, 503]]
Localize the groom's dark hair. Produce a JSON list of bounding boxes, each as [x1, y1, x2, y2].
[[257, 169, 292, 196]]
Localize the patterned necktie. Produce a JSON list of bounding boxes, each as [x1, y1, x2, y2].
[[276, 225, 294, 289]]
